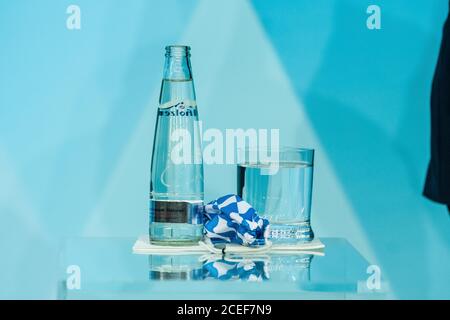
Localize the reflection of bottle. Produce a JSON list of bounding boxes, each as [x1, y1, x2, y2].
[[148, 255, 204, 280], [149, 46, 204, 245]]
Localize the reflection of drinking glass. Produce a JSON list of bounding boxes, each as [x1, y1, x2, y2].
[[237, 147, 315, 243], [267, 254, 313, 282]]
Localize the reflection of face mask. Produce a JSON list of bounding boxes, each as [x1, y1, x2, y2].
[[201, 255, 270, 281]]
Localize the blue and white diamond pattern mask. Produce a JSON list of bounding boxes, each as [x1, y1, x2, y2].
[[203, 194, 270, 246], [202, 255, 269, 281]]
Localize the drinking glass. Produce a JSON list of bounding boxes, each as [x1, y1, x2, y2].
[[237, 147, 315, 243]]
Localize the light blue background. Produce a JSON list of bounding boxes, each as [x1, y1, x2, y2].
[[0, 0, 449, 299]]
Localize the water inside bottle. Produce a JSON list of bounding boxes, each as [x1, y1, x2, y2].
[[150, 78, 204, 245]]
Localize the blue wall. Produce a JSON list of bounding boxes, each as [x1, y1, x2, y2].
[[0, 0, 449, 298]]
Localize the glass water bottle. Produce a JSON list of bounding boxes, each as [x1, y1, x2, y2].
[[149, 45, 204, 245]]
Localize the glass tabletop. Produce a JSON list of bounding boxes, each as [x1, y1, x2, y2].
[[57, 237, 387, 300]]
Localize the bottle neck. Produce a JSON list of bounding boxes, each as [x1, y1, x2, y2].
[[163, 46, 192, 81]]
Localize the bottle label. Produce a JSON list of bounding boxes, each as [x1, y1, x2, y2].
[[149, 200, 203, 224], [158, 100, 198, 117]]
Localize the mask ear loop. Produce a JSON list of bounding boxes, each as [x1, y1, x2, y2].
[[222, 254, 271, 264], [198, 238, 273, 255], [198, 238, 222, 254]]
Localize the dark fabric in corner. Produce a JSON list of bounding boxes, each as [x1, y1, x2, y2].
[[424, 4, 450, 207]]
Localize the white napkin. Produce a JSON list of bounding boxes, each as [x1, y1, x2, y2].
[[132, 235, 325, 256]]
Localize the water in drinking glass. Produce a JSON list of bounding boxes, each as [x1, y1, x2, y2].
[[237, 149, 315, 243]]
